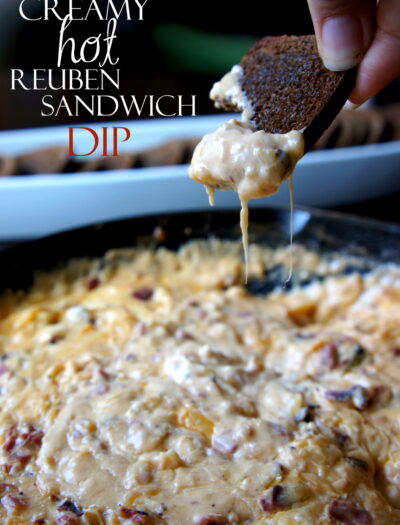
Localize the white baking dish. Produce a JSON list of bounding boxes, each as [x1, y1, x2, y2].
[[0, 114, 399, 239]]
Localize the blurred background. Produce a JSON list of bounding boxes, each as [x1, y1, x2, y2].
[[0, 0, 316, 129]]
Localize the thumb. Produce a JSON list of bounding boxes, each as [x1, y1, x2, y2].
[[307, 0, 376, 71]]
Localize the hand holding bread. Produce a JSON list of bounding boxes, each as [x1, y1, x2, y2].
[[307, 0, 400, 104]]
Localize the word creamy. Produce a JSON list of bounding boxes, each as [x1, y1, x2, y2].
[[19, 0, 149, 21]]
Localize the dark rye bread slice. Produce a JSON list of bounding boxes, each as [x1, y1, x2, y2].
[[220, 35, 356, 151]]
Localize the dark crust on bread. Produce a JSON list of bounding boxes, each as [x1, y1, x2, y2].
[[218, 35, 356, 150]]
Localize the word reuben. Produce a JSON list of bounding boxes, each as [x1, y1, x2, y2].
[[11, 65, 196, 115], [69, 126, 132, 157]]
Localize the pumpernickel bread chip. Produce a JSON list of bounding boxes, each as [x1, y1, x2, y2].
[[219, 35, 356, 150]]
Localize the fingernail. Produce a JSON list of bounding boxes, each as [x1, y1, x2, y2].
[[321, 15, 363, 71]]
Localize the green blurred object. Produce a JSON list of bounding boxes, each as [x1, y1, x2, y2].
[[153, 23, 257, 75]]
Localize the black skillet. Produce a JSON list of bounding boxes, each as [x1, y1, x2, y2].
[[0, 207, 399, 294]]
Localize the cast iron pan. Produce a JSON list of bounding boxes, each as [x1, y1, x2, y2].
[[0, 207, 399, 294]]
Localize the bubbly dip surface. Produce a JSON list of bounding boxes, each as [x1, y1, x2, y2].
[[1, 241, 400, 524]]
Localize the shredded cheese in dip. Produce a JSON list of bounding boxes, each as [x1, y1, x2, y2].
[[189, 66, 305, 277], [1, 240, 400, 524]]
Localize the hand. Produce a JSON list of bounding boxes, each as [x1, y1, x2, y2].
[[307, 0, 400, 104]]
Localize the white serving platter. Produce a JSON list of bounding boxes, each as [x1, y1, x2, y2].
[[1, 114, 400, 239]]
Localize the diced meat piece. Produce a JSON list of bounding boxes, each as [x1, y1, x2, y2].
[[21, 428, 44, 448], [261, 484, 311, 513], [131, 288, 154, 301], [332, 428, 349, 448], [198, 516, 230, 525], [3, 425, 18, 453], [319, 343, 339, 371], [392, 347, 400, 357], [351, 386, 371, 410], [98, 368, 110, 381], [0, 483, 16, 494], [86, 277, 100, 291], [325, 389, 353, 402], [175, 328, 194, 341], [1, 493, 28, 514], [10, 453, 31, 465], [57, 500, 83, 516], [328, 500, 372, 524], [2, 424, 44, 473], [325, 386, 372, 410], [261, 485, 285, 512]]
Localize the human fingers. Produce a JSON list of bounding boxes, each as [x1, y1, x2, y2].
[[307, 0, 376, 71], [350, 0, 400, 104]]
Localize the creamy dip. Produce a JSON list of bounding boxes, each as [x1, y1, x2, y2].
[[1, 242, 400, 524], [210, 65, 254, 122], [189, 65, 305, 278]]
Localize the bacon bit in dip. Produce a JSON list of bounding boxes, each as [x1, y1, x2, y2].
[[57, 500, 83, 516], [260, 484, 311, 513], [325, 386, 372, 410], [131, 288, 154, 301], [0, 484, 16, 495], [175, 328, 194, 341], [3, 426, 18, 454], [325, 389, 353, 402], [1, 493, 28, 514], [318, 343, 339, 372], [197, 516, 230, 525], [260, 485, 285, 512], [2, 424, 44, 474], [328, 499, 372, 524], [86, 277, 100, 291]]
